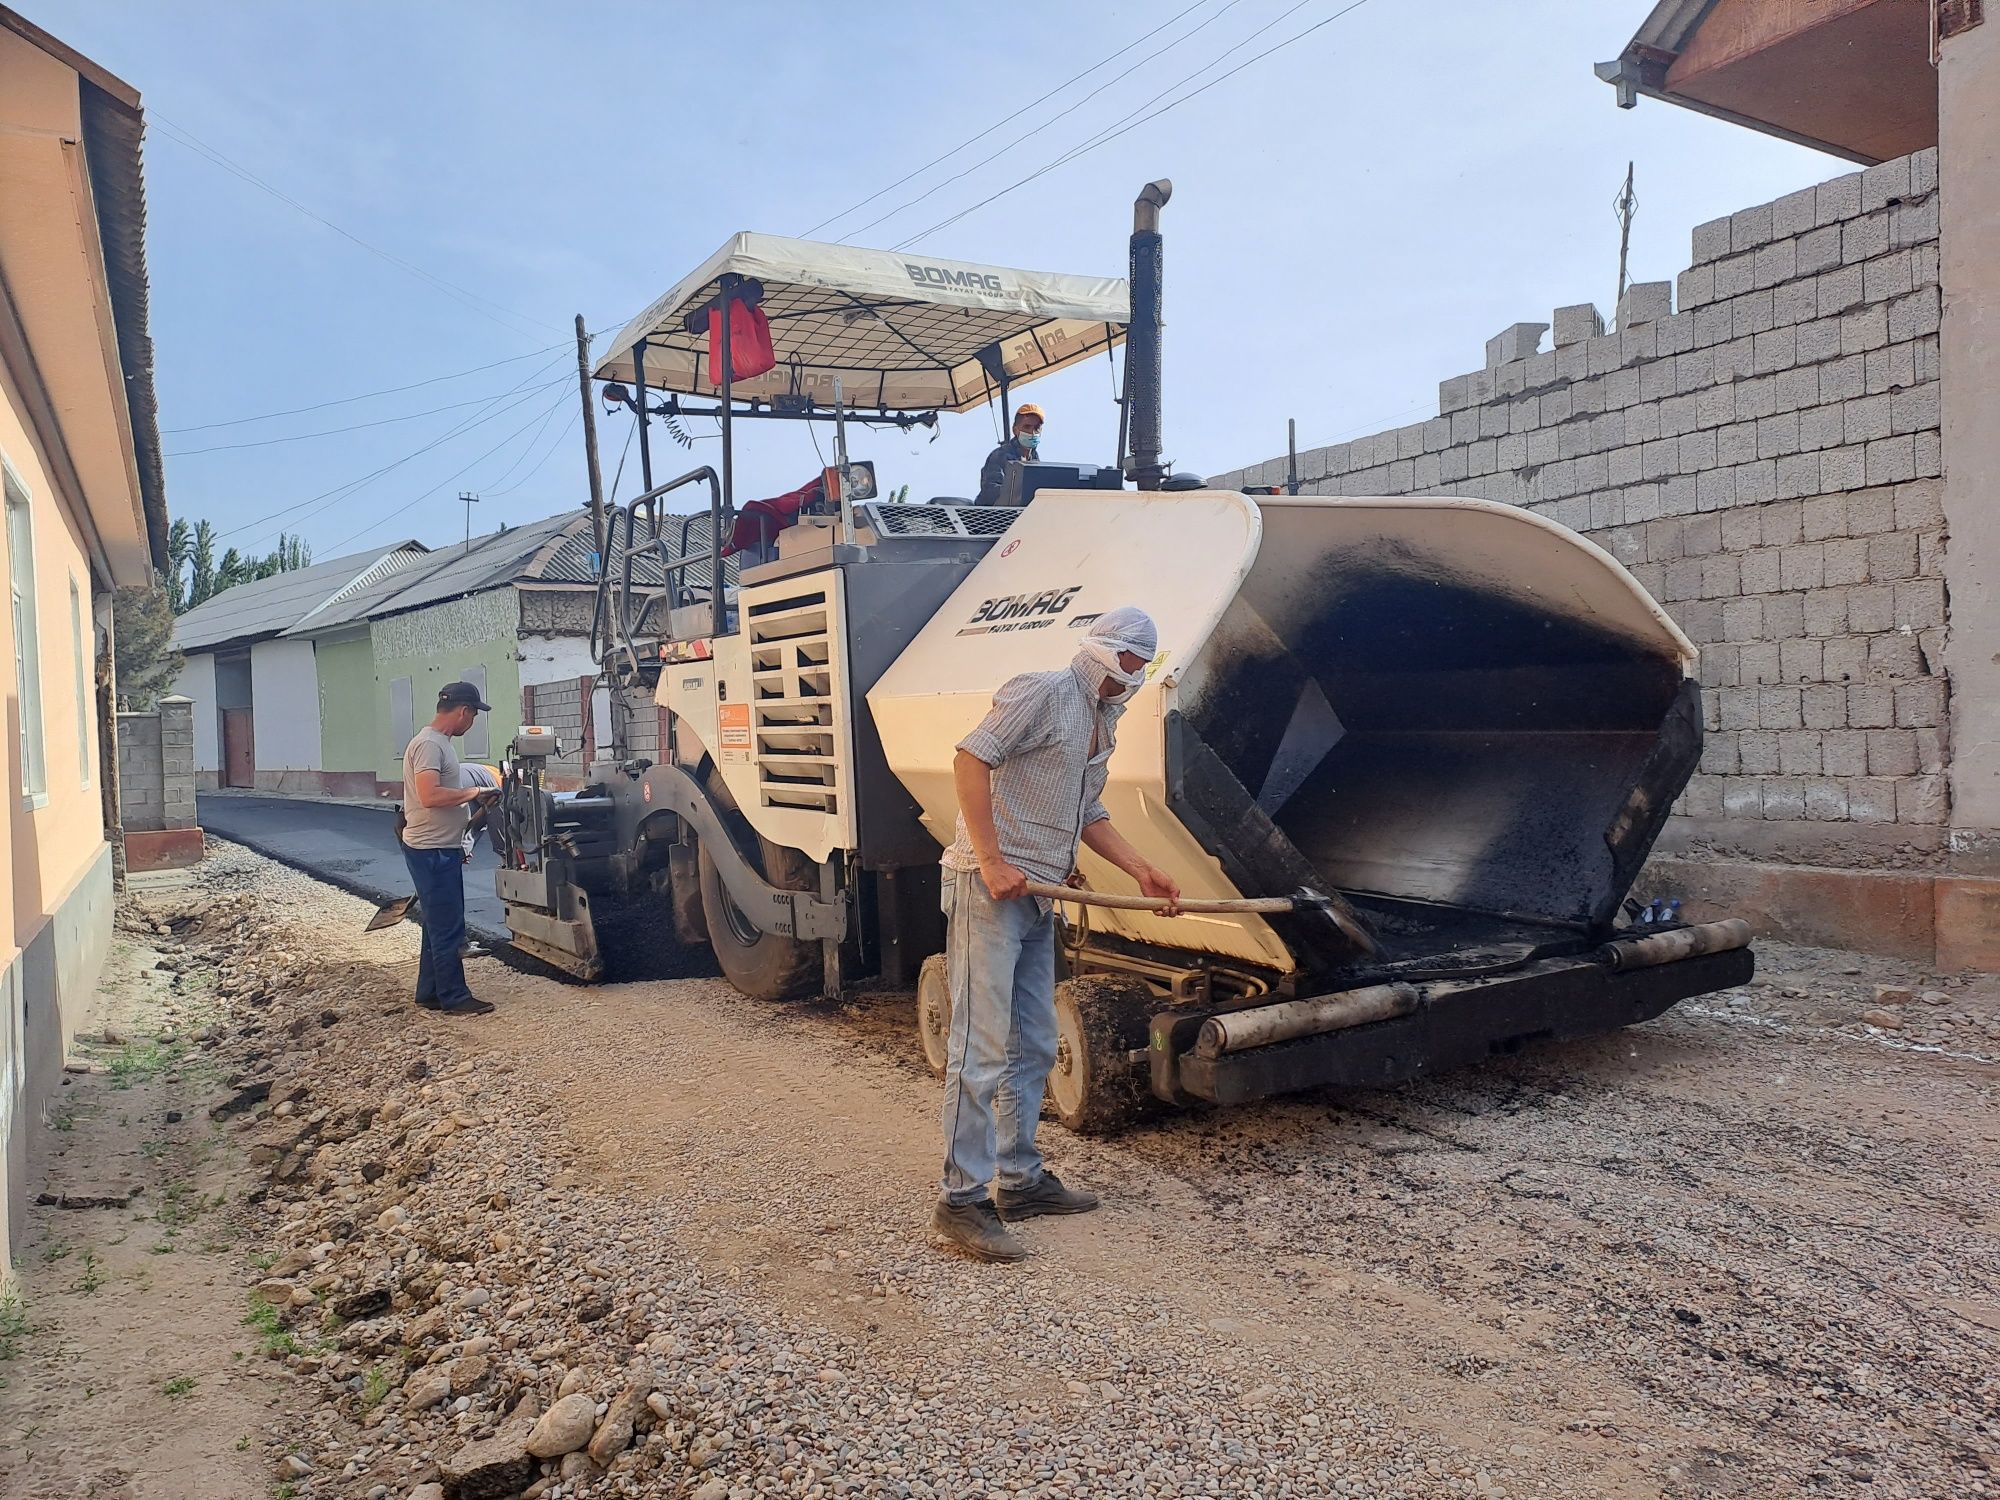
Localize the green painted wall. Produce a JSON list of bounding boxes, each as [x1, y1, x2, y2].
[[370, 590, 523, 782], [313, 630, 378, 774]]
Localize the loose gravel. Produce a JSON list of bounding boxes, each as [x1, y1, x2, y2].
[[99, 841, 2000, 1499]]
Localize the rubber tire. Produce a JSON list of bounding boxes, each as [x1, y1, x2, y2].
[[1046, 975, 1159, 1136], [916, 952, 952, 1078], [694, 776, 821, 1003]]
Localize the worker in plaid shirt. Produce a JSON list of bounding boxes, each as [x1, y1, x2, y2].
[[932, 607, 1180, 1262]]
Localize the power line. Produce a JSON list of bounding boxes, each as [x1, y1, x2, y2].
[[160, 343, 566, 434], [838, 0, 1247, 245], [319, 385, 576, 554], [898, 0, 1377, 251], [797, 0, 1217, 240], [149, 111, 561, 341], [221, 355, 574, 545], [164, 388, 544, 457], [485, 408, 581, 500]]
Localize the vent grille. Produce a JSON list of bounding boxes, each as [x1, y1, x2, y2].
[[745, 588, 840, 816], [862, 502, 1019, 540]]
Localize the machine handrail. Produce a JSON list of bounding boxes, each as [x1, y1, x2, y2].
[[589, 465, 727, 684]]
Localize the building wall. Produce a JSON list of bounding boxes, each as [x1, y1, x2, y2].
[[174, 650, 218, 779], [248, 637, 320, 777], [0, 333, 117, 1275], [1215, 150, 1945, 870], [313, 629, 379, 795], [370, 589, 523, 785]]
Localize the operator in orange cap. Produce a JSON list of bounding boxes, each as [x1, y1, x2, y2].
[[975, 403, 1044, 506]]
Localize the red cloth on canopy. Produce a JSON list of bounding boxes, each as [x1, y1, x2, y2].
[[707, 296, 776, 385], [724, 476, 823, 557]]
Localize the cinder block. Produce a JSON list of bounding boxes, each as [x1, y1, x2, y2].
[[1895, 577, 1946, 629], [1823, 729, 1869, 775], [1782, 638, 1825, 685], [1815, 172, 1863, 226], [1893, 677, 1945, 729], [1865, 435, 1917, 487], [1822, 632, 1865, 678], [1863, 251, 1915, 304], [1840, 304, 1890, 356], [1438, 374, 1472, 413], [1816, 264, 1865, 316], [1843, 212, 1891, 264], [1693, 302, 1734, 349], [1621, 324, 1659, 366], [1893, 478, 1943, 529], [1915, 429, 1942, 478], [1847, 586, 1896, 636], [1733, 290, 1776, 339], [1723, 597, 1765, 642], [1866, 342, 1918, 396], [1714, 252, 1757, 301], [1658, 311, 1697, 357], [1773, 366, 1818, 413], [1692, 217, 1734, 264], [1677, 264, 1716, 311], [1763, 778, 1807, 820], [1823, 536, 1870, 585], [1795, 318, 1841, 366], [1801, 686, 1846, 733], [1847, 680, 1895, 728], [1753, 329, 1797, 375], [1714, 337, 1757, 383], [1754, 239, 1797, 290], [1819, 354, 1865, 402], [1740, 547, 1782, 594], [1888, 285, 1941, 342], [1869, 633, 1926, 677], [1779, 730, 1823, 774], [1860, 155, 1911, 212], [1772, 186, 1818, 239], [1803, 778, 1849, 821], [1616, 281, 1673, 329], [1718, 421, 1757, 468], [1796, 223, 1843, 277], [1847, 778, 1898, 823], [1846, 486, 1895, 535], [1910, 147, 1938, 196], [1731, 202, 1776, 251], [1485, 322, 1549, 369], [1780, 543, 1825, 591], [1896, 774, 1947, 825], [1772, 279, 1817, 327]]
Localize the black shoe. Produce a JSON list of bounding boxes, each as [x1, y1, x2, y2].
[[416, 997, 444, 1011], [932, 1197, 1027, 1262], [995, 1171, 1099, 1221], [432, 996, 494, 1017]]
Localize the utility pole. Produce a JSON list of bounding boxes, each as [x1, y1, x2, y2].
[[460, 491, 478, 552], [1613, 162, 1638, 320]]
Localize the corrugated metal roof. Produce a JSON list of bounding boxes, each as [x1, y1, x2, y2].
[[534, 514, 737, 591], [173, 542, 421, 652], [292, 512, 585, 632]]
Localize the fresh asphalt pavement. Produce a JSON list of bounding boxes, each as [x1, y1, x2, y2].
[[197, 793, 508, 942]]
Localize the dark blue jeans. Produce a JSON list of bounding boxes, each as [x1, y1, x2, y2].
[[400, 843, 474, 1008]]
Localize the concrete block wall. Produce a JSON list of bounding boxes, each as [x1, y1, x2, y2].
[[523, 679, 590, 789], [115, 697, 197, 835], [1214, 150, 1944, 868]]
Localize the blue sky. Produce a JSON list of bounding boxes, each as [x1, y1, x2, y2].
[[40, 1, 1842, 564]]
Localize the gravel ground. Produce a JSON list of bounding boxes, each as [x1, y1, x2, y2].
[[69, 842, 2000, 1499]]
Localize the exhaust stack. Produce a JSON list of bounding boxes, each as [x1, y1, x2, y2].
[[1127, 179, 1172, 490]]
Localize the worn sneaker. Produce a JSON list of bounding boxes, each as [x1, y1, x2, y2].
[[932, 1197, 1028, 1262], [995, 1171, 1100, 1221]]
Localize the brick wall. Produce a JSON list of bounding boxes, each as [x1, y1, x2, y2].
[[523, 678, 590, 787], [1214, 150, 1944, 867]]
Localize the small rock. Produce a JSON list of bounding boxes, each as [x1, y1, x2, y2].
[[280, 1454, 313, 1477], [526, 1392, 597, 1458], [406, 1059, 430, 1081], [559, 1451, 596, 1481], [402, 1367, 453, 1410], [407, 1486, 445, 1500], [448, 1353, 490, 1395], [587, 1387, 646, 1465], [645, 1392, 673, 1423], [692, 1480, 729, 1500], [333, 1286, 392, 1321], [1859, 1007, 1905, 1030], [438, 1425, 533, 1500], [1873, 984, 1914, 1006]]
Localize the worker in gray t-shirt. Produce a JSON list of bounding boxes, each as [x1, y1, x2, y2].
[[399, 681, 498, 1015]]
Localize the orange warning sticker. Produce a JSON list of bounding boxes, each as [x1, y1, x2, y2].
[[718, 702, 751, 763]]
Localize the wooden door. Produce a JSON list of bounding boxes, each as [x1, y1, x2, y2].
[[222, 708, 255, 788]]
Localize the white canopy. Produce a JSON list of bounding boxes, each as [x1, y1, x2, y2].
[[593, 232, 1128, 414]]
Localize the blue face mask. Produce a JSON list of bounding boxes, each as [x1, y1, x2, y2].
[[1021, 432, 1041, 454]]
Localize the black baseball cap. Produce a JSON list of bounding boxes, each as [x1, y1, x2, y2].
[[437, 681, 491, 712]]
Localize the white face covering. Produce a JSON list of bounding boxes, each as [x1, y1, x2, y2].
[[1073, 606, 1159, 705], [1077, 637, 1146, 702]]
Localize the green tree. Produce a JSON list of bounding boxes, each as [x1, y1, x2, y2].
[[113, 579, 184, 709], [187, 520, 216, 608], [164, 517, 191, 611]]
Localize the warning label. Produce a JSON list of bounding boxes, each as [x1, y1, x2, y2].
[[719, 702, 751, 764]]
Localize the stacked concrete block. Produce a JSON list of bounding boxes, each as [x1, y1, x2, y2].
[[1214, 149, 1945, 852], [1485, 322, 1548, 369], [116, 711, 164, 832]]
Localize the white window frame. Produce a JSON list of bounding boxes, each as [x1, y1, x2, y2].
[[4, 452, 47, 809], [70, 574, 92, 786]]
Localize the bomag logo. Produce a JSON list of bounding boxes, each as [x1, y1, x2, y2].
[[905, 262, 1005, 294], [955, 585, 1080, 636]]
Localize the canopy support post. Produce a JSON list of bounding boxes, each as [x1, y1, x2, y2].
[[715, 273, 738, 640], [634, 338, 654, 495]]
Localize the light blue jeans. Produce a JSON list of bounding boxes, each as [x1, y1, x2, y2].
[[939, 866, 1057, 1206]]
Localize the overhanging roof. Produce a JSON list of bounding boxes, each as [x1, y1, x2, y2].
[[173, 542, 424, 652], [594, 232, 1127, 415], [1598, 0, 1937, 165]]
